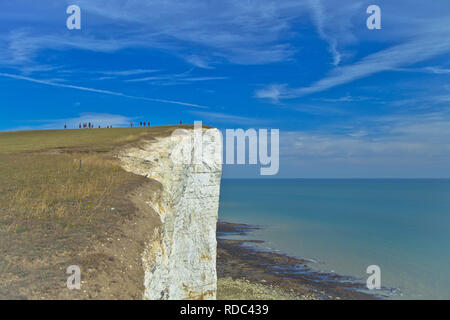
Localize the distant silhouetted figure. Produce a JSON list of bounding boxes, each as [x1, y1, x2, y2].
[[130, 121, 133, 127], [179, 120, 182, 125], [147, 122, 150, 126], [64, 124, 67, 129], [79, 123, 81, 129]]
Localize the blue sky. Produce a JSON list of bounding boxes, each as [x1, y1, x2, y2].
[[1, 1, 450, 178]]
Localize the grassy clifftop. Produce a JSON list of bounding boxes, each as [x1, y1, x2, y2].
[[0, 126, 190, 153], [0, 126, 189, 220], [0, 126, 189, 299]]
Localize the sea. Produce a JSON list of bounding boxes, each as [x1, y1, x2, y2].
[[218, 179, 450, 299]]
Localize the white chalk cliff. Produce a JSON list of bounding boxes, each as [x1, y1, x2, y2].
[[119, 128, 222, 300]]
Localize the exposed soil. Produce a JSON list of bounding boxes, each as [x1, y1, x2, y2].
[[0, 126, 182, 300], [0, 165, 161, 300]]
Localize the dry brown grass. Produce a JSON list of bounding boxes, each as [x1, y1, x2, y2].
[[0, 125, 192, 299], [0, 125, 194, 154], [0, 126, 191, 223], [1, 153, 131, 223]]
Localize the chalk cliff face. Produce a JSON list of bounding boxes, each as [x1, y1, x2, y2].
[[119, 128, 222, 300]]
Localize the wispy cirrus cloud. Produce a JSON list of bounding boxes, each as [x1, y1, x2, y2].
[[306, 0, 360, 66], [183, 77, 228, 82], [123, 66, 229, 85], [0, 72, 208, 108], [74, 0, 305, 65], [254, 84, 287, 102], [184, 55, 215, 69], [55, 68, 161, 81], [0, 1, 310, 69], [126, 75, 228, 84], [96, 69, 160, 77], [2, 29, 138, 66], [257, 21, 450, 100], [393, 66, 450, 75], [318, 95, 372, 103]]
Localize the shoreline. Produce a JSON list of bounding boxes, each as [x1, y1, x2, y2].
[[216, 221, 380, 300]]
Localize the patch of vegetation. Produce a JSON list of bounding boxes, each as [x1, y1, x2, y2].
[[0, 125, 190, 299]]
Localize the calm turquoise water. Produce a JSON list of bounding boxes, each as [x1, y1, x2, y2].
[[218, 179, 450, 299]]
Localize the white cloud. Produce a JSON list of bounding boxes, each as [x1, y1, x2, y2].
[[184, 55, 215, 69], [0, 1, 312, 68], [222, 110, 450, 177], [280, 112, 450, 160], [258, 22, 450, 99], [98, 69, 160, 76], [319, 95, 372, 103], [3, 29, 134, 66], [254, 84, 287, 102], [393, 66, 450, 75], [125, 73, 228, 84], [307, 0, 350, 66], [0, 72, 208, 108], [183, 77, 228, 82]]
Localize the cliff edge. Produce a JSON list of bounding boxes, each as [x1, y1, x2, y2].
[[119, 127, 222, 300]]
